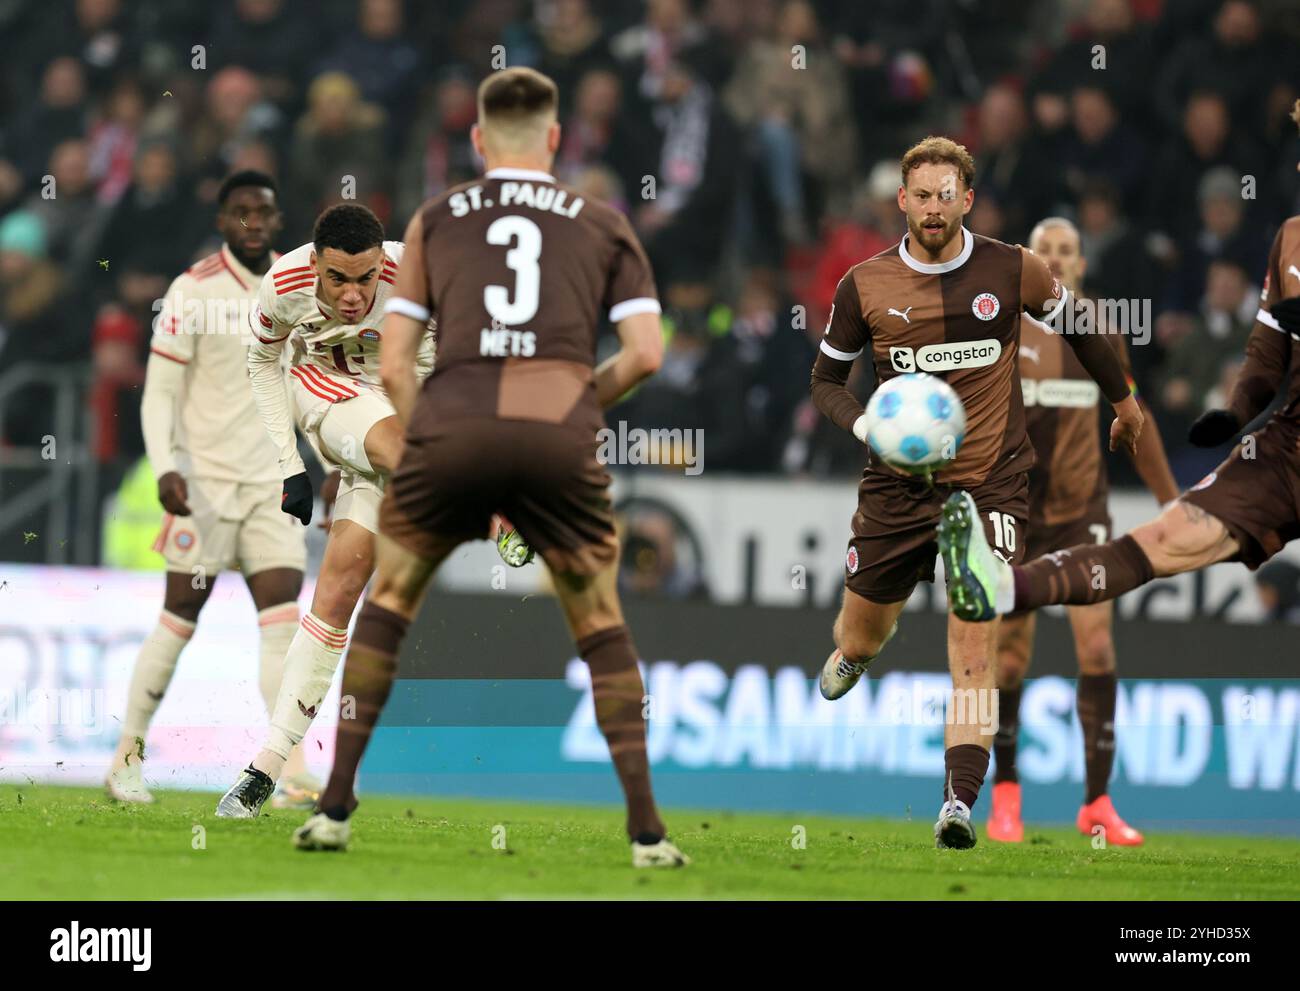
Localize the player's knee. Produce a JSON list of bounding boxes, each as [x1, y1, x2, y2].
[[1076, 627, 1116, 674], [996, 646, 1028, 688], [247, 567, 303, 612], [363, 417, 404, 475], [312, 567, 368, 621], [1134, 508, 1210, 576], [834, 618, 895, 664], [162, 576, 208, 622]]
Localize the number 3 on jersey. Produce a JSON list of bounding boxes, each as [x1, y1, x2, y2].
[[485, 216, 541, 325]]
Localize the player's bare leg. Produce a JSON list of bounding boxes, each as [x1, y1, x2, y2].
[[988, 611, 1034, 842], [935, 613, 999, 849], [217, 411, 407, 817], [1067, 600, 1141, 845], [294, 530, 458, 850], [244, 566, 318, 809], [551, 552, 688, 867], [106, 571, 213, 802], [216, 521, 375, 818], [941, 496, 1239, 618], [820, 589, 903, 700]]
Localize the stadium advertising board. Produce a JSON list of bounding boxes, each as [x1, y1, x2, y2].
[[434, 474, 1294, 621], [2, 567, 1295, 835]]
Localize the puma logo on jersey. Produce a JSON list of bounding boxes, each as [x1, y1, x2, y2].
[[887, 306, 913, 323], [1020, 345, 1040, 364]]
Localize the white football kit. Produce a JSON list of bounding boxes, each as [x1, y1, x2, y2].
[[142, 244, 306, 576], [247, 240, 434, 531]]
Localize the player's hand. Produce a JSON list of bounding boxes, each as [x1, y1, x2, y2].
[[1270, 296, 1300, 335], [281, 472, 313, 526], [1109, 394, 1143, 456], [1187, 408, 1241, 447], [318, 469, 341, 530], [157, 471, 191, 516]]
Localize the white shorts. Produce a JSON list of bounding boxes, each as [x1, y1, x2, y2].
[[289, 369, 395, 534], [154, 477, 306, 578]]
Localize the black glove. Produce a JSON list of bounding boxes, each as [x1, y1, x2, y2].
[[281, 472, 313, 525], [1271, 296, 1300, 335], [1187, 409, 1240, 448]]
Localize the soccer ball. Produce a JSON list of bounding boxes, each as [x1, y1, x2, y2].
[[862, 372, 966, 475]]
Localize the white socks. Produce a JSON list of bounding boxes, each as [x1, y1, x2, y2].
[[252, 611, 348, 781], [256, 602, 308, 779], [114, 610, 195, 768]]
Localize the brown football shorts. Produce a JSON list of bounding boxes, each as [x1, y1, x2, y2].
[[379, 419, 619, 576], [1023, 506, 1113, 563], [844, 468, 1029, 603], [1180, 422, 1300, 570]]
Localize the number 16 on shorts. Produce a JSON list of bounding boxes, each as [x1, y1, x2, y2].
[[987, 510, 1017, 560]]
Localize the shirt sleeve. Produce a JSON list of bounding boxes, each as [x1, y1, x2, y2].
[[247, 270, 304, 478], [1228, 224, 1293, 424], [603, 212, 661, 322], [148, 274, 197, 365], [810, 270, 871, 433], [139, 275, 195, 477]]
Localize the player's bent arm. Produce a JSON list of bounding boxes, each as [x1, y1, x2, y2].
[[595, 310, 663, 409], [1227, 316, 1291, 426], [1108, 334, 1177, 501], [140, 350, 185, 478], [381, 212, 434, 426], [1129, 396, 1179, 504], [810, 352, 867, 440], [378, 309, 425, 426], [247, 337, 306, 478]]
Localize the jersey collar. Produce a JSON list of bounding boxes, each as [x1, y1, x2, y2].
[[485, 167, 557, 183], [898, 226, 973, 275], [220, 243, 255, 290]]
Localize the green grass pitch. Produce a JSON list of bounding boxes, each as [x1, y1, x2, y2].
[[2, 785, 1298, 900]]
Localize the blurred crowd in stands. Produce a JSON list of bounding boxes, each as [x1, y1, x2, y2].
[[2, 0, 1299, 495]]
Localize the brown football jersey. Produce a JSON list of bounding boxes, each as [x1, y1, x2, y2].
[[1020, 315, 1132, 526], [409, 167, 659, 436], [821, 228, 1068, 485], [1253, 214, 1300, 427]]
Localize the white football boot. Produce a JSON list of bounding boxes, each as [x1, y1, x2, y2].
[[818, 621, 897, 700], [934, 799, 977, 849], [105, 762, 154, 804], [632, 837, 691, 868], [293, 812, 351, 851], [215, 765, 275, 818]]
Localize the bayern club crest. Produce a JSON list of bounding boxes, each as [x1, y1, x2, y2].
[[174, 530, 195, 550], [359, 328, 381, 341], [846, 545, 859, 574], [971, 292, 1000, 321]]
